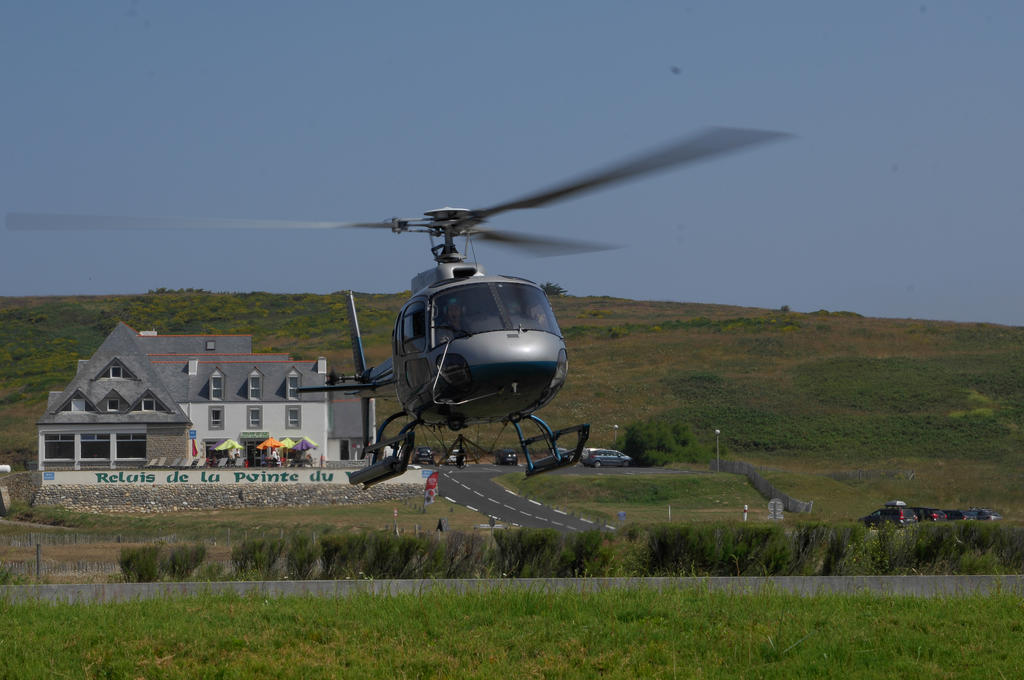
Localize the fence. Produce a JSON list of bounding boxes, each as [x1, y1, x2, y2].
[[711, 460, 813, 513]]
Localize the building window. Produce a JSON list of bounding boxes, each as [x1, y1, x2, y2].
[[115, 433, 146, 459], [249, 374, 262, 400], [71, 398, 87, 412], [287, 374, 299, 400], [107, 399, 120, 413], [141, 398, 156, 411], [210, 374, 223, 400], [43, 434, 75, 460], [248, 406, 262, 428], [81, 433, 111, 459], [286, 406, 300, 429], [209, 406, 224, 430], [109, 365, 123, 378]]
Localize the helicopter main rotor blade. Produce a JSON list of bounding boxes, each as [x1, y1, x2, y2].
[[472, 127, 790, 220], [5, 212, 395, 231], [471, 228, 617, 257]]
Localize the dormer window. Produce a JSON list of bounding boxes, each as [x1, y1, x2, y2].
[[72, 398, 87, 412], [141, 398, 156, 411], [210, 373, 224, 400], [249, 372, 262, 400], [287, 373, 300, 400], [107, 398, 120, 412], [109, 365, 123, 379]]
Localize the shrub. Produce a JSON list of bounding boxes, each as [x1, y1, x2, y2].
[[231, 537, 284, 579], [619, 417, 710, 466], [119, 545, 161, 582], [493, 528, 562, 577], [160, 543, 207, 580], [558, 531, 614, 577], [286, 533, 322, 580]]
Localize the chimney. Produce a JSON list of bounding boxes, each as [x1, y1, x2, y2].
[[317, 357, 327, 375], [188, 359, 198, 376]]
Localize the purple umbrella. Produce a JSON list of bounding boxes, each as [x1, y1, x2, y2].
[[292, 438, 316, 451]]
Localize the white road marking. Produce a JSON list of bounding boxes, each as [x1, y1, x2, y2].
[[474, 491, 484, 497], [581, 518, 594, 524], [504, 489, 519, 496], [605, 525, 616, 531], [503, 504, 516, 511], [554, 509, 567, 515], [444, 497, 457, 503], [466, 505, 479, 512], [552, 521, 564, 527], [529, 499, 542, 506]]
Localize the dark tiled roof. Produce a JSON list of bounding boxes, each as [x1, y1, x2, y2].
[[39, 322, 326, 425]]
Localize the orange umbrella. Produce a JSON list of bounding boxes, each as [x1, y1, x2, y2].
[[257, 436, 283, 450]]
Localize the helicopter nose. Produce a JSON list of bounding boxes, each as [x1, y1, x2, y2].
[[433, 331, 565, 407]]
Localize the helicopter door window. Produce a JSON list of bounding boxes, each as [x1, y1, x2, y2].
[[401, 302, 427, 354]]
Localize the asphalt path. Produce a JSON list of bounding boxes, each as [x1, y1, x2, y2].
[[430, 463, 706, 532]]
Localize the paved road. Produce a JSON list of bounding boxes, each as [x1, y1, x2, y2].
[[431, 463, 706, 532]]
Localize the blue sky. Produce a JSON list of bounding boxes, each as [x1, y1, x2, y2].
[[3, 2, 1023, 325]]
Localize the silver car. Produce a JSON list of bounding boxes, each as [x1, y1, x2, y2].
[[581, 449, 633, 467]]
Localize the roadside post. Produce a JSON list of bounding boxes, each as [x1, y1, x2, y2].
[[743, 504, 748, 522]]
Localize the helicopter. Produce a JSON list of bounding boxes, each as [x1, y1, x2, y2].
[[7, 126, 789, 486]]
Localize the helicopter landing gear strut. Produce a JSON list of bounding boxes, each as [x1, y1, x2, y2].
[[348, 415, 420, 488], [513, 415, 590, 476]]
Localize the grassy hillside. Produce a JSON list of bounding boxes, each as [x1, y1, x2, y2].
[[2, 290, 1023, 480]]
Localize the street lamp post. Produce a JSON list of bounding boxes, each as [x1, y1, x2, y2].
[[613, 424, 619, 447], [715, 429, 720, 471]]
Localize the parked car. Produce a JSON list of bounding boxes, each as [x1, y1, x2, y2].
[[971, 507, 1003, 520], [910, 507, 947, 521], [442, 449, 465, 467], [581, 449, 633, 467], [859, 500, 918, 527], [412, 446, 435, 465], [494, 448, 518, 465], [943, 509, 967, 521]]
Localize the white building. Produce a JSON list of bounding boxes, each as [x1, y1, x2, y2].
[[37, 322, 370, 469]]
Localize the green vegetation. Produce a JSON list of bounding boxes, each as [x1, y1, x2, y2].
[[3, 589, 1024, 678], [3, 291, 1024, 472]]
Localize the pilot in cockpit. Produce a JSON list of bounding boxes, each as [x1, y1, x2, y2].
[[435, 297, 465, 344]]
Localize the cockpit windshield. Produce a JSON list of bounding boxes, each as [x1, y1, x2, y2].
[[432, 282, 560, 346]]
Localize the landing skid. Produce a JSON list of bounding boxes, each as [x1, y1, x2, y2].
[[348, 413, 589, 486], [513, 416, 590, 476], [348, 420, 417, 488]]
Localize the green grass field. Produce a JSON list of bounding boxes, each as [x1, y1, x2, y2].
[[3, 589, 1023, 679]]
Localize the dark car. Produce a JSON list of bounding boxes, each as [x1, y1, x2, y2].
[[859, 501, 918, 527], [910, 507, 947, 522], [943, 509, 967, 521], [971, 507, 1003, 521], [412, 447, 435, 465], [494, 448, 519, 465], [581, 449, 633, 468]]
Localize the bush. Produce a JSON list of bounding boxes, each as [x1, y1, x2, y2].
[[619, 417, 710, 466], [119, 545, 161, 582], [558, 531, 614, 577], [639, 524, 792, 576], [231, 537, 284, 579], [320, 533, 370, 579], [160, 543, 207, 580], [493, 528, 562, 577], [286, 533, 322, 580]]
